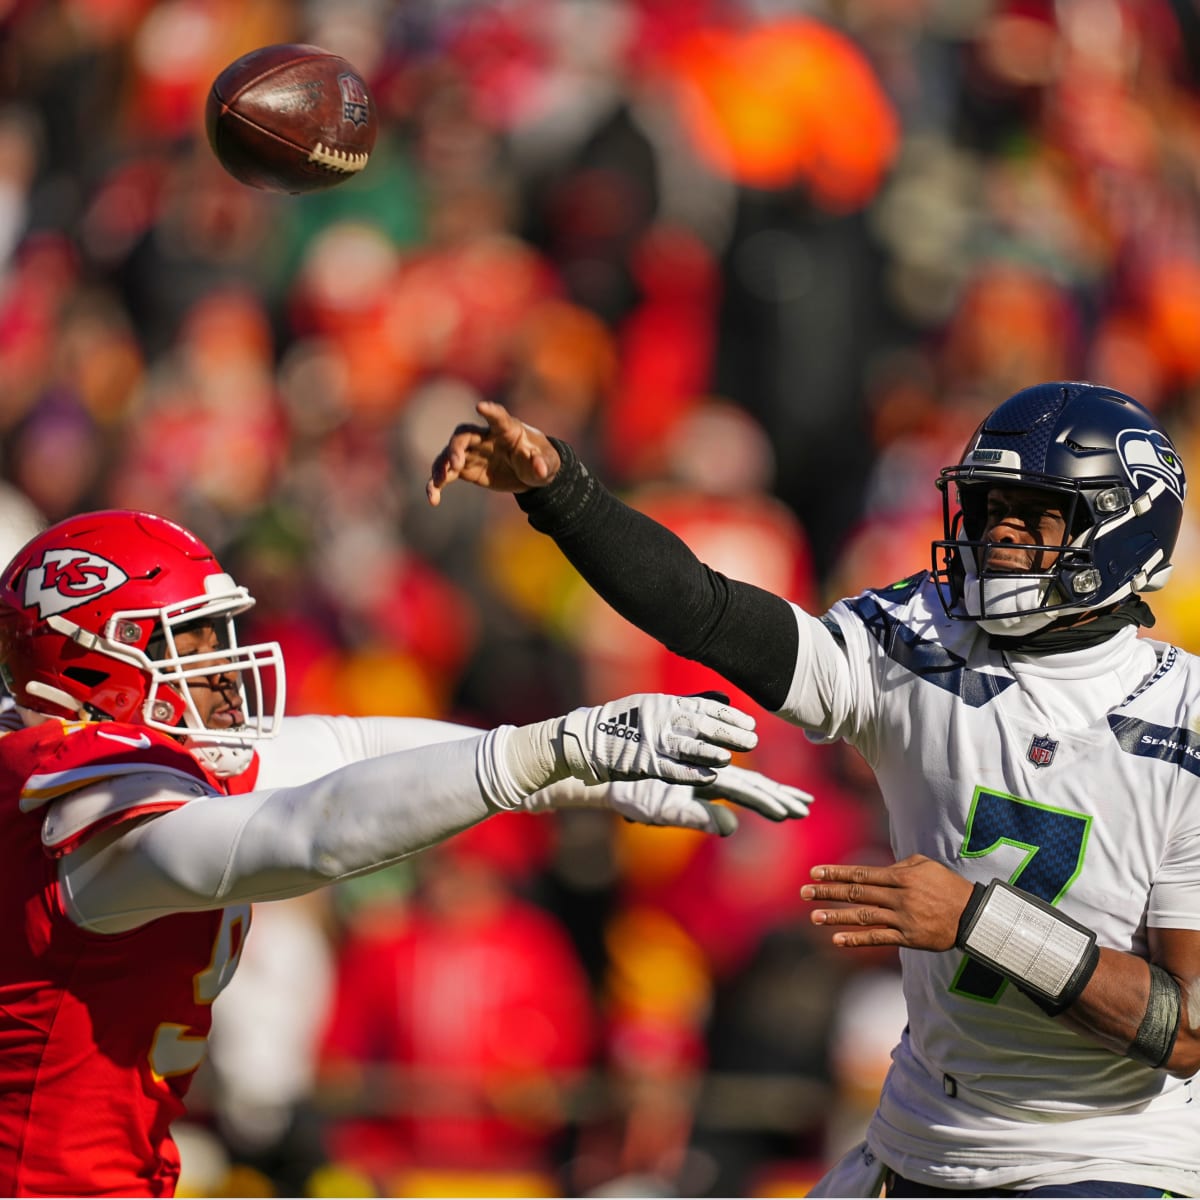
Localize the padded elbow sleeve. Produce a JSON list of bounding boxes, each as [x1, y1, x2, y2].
[[1128, 963, 1182, 1069]]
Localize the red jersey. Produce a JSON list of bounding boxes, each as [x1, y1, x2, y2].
[[0, 720, 255, 1197]]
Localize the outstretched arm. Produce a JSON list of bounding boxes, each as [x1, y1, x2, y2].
[[58, 692, 779, 931], [427, 401, 802, 711], [254, 713, 810, 835], [801, 856, 1200, 1078]]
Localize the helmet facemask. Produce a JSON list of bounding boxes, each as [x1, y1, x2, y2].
[[47, 572, 285, 776], [932, 465, 1152, 635]]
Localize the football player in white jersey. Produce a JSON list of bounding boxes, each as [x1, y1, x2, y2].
[[427, 381, 1200, 1197]]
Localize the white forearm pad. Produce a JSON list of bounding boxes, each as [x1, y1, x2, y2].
[[476, 720, 568, 811], [956, 880, 1100, 1014]]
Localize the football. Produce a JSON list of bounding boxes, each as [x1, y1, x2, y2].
[[205, 43, 377, 193]]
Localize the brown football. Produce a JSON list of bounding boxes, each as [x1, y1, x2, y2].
[[205, 43, 377, 194]]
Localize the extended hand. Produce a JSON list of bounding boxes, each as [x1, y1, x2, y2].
[[604, 764, 813, 836], [563, 692, 758, 787], [800, 854, 975, 950], [426, 400, 562, 506]]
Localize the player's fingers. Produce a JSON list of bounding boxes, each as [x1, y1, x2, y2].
[[684, 719, 758, 756], [477, 401, 534, 453], [701, 801, 739, 837], [427, 428, 484, 496], [666, 737, 734, 771], [729, 777, 806, 816], [652, 760, 721, 787], [476, 398, 514, 428], [663, 797, 739, 837], [426, 470, 451, 506], [809, 863, 899, 887], [665, 705, 757, 762], [828, 928, 906, 949], [426, 454, 456, 505], [809, 905, 897, 929], [691, 694, 755, 728], [704, 771, 811, 820], [606, 782, 737, 836], [446, 421, 489, 448], [803, 883, 898, 911], [685, 696, 758, 744]]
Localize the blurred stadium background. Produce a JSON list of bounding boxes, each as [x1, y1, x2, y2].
[[4, 0, 1200, 1194]]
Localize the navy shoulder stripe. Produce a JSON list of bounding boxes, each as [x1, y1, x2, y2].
[[1108, 714, 1200, 777], [819, 613, 845, 645], [843, 592, 1015, 708]]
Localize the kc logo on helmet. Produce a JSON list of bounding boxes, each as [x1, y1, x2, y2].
[[24, 549, 129, 618]]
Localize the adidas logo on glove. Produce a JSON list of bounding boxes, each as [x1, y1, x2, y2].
[[559, 692, 756, 788], [597, 707, 640, 742]]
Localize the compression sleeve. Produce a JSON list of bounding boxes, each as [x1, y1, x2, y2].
[[517, 439, 800, 711], [254, 713, 488, 789], [60, 729, 512, 933]]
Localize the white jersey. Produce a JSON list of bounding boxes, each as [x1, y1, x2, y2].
[[785, 571, 1200, 1193]]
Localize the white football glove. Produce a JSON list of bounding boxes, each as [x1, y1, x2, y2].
[[560, 691, 757, 786], [604, 764, 813, 836]]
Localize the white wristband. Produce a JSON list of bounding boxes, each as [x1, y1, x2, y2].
[[477, 721, 568, 811], [561, 706, 603, 785]]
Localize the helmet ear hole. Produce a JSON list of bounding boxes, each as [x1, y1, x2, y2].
[[958, 487, 988, 540], [1069, 499, 1096, 540], [63, 666, 108, 689]]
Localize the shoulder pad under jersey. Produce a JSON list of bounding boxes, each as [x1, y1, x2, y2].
[[3, 722, 222, 856], [11, 721, 214, 816]]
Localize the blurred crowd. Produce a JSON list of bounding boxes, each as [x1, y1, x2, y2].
[[4, 0, 1200, 1195]]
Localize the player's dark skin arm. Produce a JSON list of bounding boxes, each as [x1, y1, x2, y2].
[[426, 401, 1200, 1074], [800, 855, 1200, 1078]]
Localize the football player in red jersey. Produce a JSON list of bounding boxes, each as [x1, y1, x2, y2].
[[0, 509, 811, 1198]]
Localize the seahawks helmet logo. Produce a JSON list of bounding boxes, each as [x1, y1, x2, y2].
[[1117, 429, 1186, 503]]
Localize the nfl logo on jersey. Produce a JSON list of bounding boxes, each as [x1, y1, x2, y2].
[[1027, 734, 1058, 769]]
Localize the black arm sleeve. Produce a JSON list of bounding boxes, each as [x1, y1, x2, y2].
[[517, 439, 800, 711]]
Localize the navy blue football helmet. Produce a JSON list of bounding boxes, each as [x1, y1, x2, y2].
[[932, 381, 1186, 632]]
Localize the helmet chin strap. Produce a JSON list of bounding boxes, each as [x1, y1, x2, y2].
[[957, 536, 1081, 635], [178, 705, 255, 777], [185, 737, 255, 778]]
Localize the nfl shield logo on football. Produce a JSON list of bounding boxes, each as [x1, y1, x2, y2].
[[1027, 734, 1058, 769], [338, 73, 370, 127]]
